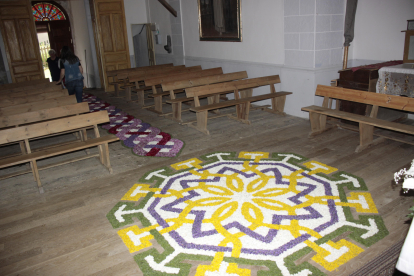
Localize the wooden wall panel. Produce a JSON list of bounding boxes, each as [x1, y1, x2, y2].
[[0, 0, 45, 83], [92, 0, 130, 92]]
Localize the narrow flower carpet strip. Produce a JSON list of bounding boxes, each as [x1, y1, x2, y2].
[[83, 94, 184, 157], [107, 151, 388, 275]]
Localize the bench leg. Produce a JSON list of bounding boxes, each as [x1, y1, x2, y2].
[[125, 86, 132, 102], [137, 89, 145, 106], [208, 95, 220, 114], [98, 143, 113, 173], [308, 112, 332, 137], [30, 160, 44, 194], [355, 123, 385, 153], [189, 111, 210, 135], [113, 83, 119, 97], [79, 128, 90, 155], [154, 96, 163, 114], [19, 141, 27, 154], [172, 102, 182, 122]]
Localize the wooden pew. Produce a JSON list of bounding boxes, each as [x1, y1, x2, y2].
[[0, 81, 57, 94], [301, 85, 414, 152], [0, 85, 63, 99], [164, 71, 248, 122], [107, 63, 173, 96], [125, 65, 203, 103], [0, 102, 90, 154], [143, 67, 223, 114], [0, 78, 50, 91], [0, 95, 77, 117], [0, 89, 68, 108], [185, 75, 292, 135], [0, 111, 119, 193], [117, 65, 187, 100]]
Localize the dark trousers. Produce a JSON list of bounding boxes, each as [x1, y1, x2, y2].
[[66, 79, 84, 103]]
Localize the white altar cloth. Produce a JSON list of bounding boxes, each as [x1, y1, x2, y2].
[[396, 220, 414, 275], [377, 63, 414, 97]]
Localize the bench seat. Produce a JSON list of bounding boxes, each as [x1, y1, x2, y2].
[[0, 111, 119, 193], [302, 105, 414, 134], [191, 91, 292, 113], [0, 135, 119, 169], [301, 84, 414, 152]]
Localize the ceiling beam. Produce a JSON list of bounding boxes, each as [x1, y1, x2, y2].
[[158, 0, 177, 17]]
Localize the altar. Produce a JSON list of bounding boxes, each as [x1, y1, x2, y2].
[[377, 63, 414, 97]]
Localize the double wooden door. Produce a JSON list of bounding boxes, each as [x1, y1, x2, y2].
[[0, 0, 44, 82], [90, 0, 130, 92], [36, 20, 74, 55]]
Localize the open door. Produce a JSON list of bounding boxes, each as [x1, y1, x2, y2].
[[146, 24, 155, 66], [0, 0, 44, 82], [90, 0, 130, 92]]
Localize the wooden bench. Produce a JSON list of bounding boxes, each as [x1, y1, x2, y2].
[[0, 102, 91, 154], [164, 71, 248, 122], [0, 89, 68, 108], [117, 65, 187, 100], [0, 81, 57, 94], [0, 78, 50, 91], [0, 84, 63, 99], [0, 95, 77, 117], [301, 85, 414, 152], [0, 111, 119, 193], [185, 75, 292, 134], [143, 67, 223, 114], [125, 65, 202, 103], [107, 63, 173, 96]]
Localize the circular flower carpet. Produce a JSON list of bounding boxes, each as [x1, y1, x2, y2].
[[107, 151, 388, 275]]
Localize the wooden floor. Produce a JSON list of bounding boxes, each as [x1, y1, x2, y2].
[[1, 88, 413, 275]]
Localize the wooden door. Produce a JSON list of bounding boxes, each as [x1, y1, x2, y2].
[[48, 20, 74, 54], [0, 0, 45, 83], [91, 0, 130, 92]]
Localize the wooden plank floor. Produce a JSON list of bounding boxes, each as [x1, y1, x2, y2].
[[0, 88, 413, 275]]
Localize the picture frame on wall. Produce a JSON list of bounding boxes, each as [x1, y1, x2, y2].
[[198, 0, 242, 42]]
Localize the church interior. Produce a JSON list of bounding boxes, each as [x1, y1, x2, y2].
[[1, 0, 414, 275]]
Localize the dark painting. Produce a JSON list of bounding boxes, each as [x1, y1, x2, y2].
[[198, 0, 242, 42]]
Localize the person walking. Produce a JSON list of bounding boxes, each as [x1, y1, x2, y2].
[[57, 46, 84, 103], [46, 49, 60, 82]]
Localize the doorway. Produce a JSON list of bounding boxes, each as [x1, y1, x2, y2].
[[31, 1, 74, 78], [131, 23, 156, 67]]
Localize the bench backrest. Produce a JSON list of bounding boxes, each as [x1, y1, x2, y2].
[[0, 82, 56, 94], [316, 85, 414, 112], [129, 65, 202, 83], [0, 90, 68, 108], [107, 63, 173, 77], [0, 95, 77, 117], [0, 102, 90, 129], [185, 75, 280, 98], [162, 71, 248, 92], [115, 63, 174, 80], [0, 111, 109, 145], [0, 95, 76, 116], [144, 67, 223, 87], [120, 65, 185, 81], [0, 79, 49, 90], [0, 85, 63, 99]]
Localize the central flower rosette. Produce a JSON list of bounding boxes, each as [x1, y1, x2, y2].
[[146, 160, 339, 257]]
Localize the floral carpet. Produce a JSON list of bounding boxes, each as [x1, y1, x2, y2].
[[83, 94, 184, 157], [107, 151, 388, 275]]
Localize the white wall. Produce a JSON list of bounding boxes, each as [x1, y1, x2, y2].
[[70, 0, 96, 88], [350, 0, 414, 63], [124, 0, 148, 59], [181, 0, 284, 65], [146, 0, 173, 55]]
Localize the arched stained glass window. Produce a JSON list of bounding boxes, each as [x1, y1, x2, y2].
[[32, 3, 66, 21]]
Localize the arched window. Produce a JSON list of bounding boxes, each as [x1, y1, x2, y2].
[[32, 2, 66, 21]]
